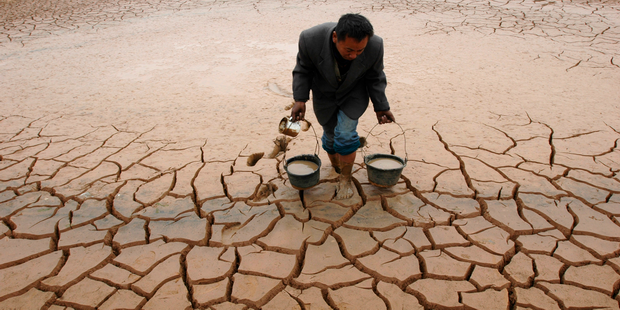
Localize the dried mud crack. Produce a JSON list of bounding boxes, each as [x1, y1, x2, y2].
[[1, 0, 620, 309]]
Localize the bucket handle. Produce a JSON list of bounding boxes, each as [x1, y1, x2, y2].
[[283, 120, 321, 167], [361, 122, 409, 163]]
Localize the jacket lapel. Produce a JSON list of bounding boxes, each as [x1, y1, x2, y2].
[[338, 52, 366, 91], [318, 28, 339, 89]]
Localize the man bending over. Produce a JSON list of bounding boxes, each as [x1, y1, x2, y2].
[[291, 13, 396, 199]]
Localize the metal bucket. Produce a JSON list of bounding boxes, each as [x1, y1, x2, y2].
[[285, 154, 322, 190], [364, 153, 406, 187], [363, 122, 409, 188]]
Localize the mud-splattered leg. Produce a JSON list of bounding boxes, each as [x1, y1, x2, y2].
[[336, 152, 355, 199]]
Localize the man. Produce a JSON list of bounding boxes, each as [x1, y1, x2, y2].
[[291, 13, 395, 199]]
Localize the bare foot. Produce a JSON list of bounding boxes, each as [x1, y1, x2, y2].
[[335, 176, 354, 199], [335, 155, 355, 199]]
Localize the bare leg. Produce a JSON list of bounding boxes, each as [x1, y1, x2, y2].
[[328, 153, 341, 174], [335, 152, 356, 199]]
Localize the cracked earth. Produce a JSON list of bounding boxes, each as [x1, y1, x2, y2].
[[1, 0, 620, 309]]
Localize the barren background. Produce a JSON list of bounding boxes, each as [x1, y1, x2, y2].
[[1, 0, 620, 309]]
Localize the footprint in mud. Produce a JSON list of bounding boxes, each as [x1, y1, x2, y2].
[[268, 135, 291, 158], [245, 135, 290, 164], [253, 182, 278, 202], [267, 81, 293, 98], [247, 152, 264, 166]]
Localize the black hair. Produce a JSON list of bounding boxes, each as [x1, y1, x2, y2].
[[335, 13, 374, 42]]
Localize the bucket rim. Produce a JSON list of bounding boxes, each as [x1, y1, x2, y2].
[[285, 153, 321, 163], [364, 153, 407, 168]]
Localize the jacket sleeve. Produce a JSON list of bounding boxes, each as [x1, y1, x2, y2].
[[365, 39, 390, 112], [292, 32, 313, 102]]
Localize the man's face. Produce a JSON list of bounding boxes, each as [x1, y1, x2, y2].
[[332, 31, 368, 61]]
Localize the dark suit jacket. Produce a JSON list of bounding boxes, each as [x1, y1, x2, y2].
[[292, 22, 390, 126]]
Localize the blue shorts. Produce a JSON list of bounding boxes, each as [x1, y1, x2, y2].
[[321, 110, 360, 156]]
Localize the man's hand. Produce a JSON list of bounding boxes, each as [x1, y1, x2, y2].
[[376, 110, 395, 124], [291, 101, 306, 122]]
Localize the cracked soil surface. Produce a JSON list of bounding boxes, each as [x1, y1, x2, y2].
[[1, 0, 620, 309]]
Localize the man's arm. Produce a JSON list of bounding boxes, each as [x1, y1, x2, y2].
[[290, 101, 306, 122], [291, 32, 313, 121], [365, 38, 395, 124]]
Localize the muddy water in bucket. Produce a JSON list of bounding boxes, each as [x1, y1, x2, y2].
[[367, 157, 404, 170], [287, 160, 319, 175]]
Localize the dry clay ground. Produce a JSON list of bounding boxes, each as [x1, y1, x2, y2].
[[1, 0, 620, 309]]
